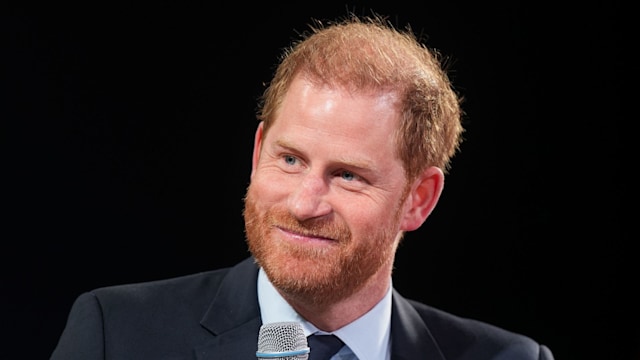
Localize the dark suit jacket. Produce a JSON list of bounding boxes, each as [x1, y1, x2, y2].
[[50, 256, 554, 359]]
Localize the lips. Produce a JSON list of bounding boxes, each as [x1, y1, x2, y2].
[[275, 226, 337, 243]]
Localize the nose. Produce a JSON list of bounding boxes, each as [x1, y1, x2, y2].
[[287, 172, 332, 221]]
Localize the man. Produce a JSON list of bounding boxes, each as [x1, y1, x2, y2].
[[50, 13, 554, 360]]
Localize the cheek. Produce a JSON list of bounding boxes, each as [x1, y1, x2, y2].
[[249, 172, 291, 205], [341, 204, 395, 237], [354, 194, 406, 236]]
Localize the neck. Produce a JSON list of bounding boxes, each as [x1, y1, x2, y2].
[[281, 264, 392, 332]]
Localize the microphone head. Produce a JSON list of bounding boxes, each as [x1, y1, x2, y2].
[[256, 321, 309, 360]]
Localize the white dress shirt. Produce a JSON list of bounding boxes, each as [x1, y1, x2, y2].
[[257, 268, 392, 360]]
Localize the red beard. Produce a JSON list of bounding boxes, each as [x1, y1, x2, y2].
[[243, 185, 399, 307]]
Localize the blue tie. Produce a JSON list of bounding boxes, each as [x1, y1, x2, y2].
[[307, 334, 344, 360]]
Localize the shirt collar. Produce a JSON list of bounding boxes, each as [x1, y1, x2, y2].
[[258, 267, 392, 360]]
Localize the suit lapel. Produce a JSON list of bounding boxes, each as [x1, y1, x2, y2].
[[193, 258, 446, 360], [196, 257, 263, 360], [390, 289, 446, 360]]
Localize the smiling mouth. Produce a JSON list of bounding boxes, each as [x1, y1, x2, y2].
[[275, 226, 336, 242]]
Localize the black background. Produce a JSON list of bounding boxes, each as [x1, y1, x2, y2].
[[2, 1, 633, 359]]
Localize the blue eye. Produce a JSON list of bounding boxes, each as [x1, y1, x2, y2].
[[340, 171, 356, 181], [284, 155, 297, 165]]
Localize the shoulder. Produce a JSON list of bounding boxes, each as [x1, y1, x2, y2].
[[393, 292, 554, 359], [92, 267, 229, 302], [51, 258, 260, 359], [71, 259, 254, 324], [80, 257, 259, 315], [66, 267, 228, 325]]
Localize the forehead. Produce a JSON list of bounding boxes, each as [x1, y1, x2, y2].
[[275, 75, 401, 134], [265, 76, 404, 167]]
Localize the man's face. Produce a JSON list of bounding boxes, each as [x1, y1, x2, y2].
[[243, 76, 411, 306]]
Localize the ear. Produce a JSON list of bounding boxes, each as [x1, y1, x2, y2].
[[400, 166, 445, 231], [250, 122, 265, 178]]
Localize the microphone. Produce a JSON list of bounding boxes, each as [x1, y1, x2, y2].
[[256, 321, 310, 359]]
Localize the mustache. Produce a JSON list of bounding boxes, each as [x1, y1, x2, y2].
[[266, 210, 351, 241]]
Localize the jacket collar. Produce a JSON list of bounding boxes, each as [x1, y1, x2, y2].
[[390, 289, 446, 360], [197, 257, 262, 360], [194, 257, 445, 360]]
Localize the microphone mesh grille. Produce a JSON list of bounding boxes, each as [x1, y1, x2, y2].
[[257, 321, 308, 359]]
